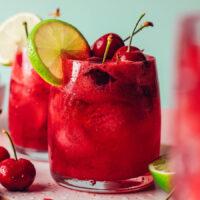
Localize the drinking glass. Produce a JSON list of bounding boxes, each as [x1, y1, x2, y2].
[[9, 48, 50, 160], [175, 14, 200, 199], [48, 56, 161, 193]]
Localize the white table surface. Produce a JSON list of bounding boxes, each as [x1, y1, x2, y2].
[[0, 112, 169, 200]]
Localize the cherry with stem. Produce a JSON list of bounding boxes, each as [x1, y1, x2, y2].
[[112, 13, 154, 62], [0, 130, 36, 191]]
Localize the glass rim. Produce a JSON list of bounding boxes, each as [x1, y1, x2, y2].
[[63, 54, 156, 66]]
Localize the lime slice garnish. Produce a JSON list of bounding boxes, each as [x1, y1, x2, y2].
[[28, 19, 91, 86], [0, 13, 41, 65], [149, 156, 175, 192]]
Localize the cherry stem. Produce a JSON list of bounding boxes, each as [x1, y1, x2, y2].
[[23, 22, 28, 38], [131, 22, 153, 38], [102, 34, 113, 63], [2, 130, 18, 160], [50, 8, 61, 17], [127, 13, 145, 52], [123, 36, 130, 42], [55, 8, 61, 17]]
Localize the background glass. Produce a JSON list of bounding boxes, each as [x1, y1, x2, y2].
[[8, 49, 49, 160], [175, 14, 200, 199]]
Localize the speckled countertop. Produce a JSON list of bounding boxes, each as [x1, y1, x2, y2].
[[0, 156, 167, 200]]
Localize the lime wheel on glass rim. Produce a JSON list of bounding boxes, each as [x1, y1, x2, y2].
[[0, 13, 41, 66], [28, 19, 91, 86]]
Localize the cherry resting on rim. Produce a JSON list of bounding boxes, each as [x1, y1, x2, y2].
[[113, 46, 146, 62], [0, 130, 36, 191], [113, 14, 153, 62], [92, 33, 124, 59], [0, 147, 10, 162]]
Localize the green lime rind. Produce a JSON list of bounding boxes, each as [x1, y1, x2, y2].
[[27, 19, 62, 86], [149, 156, 175, 193], [28, 34, 61, 86], [27, 19, 90, 86], [1, 63, 11, 67]]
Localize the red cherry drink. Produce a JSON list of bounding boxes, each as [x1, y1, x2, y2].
[[48, 55, 161, 192], [9, 49, 50, 160], [175, 15, 200, 199]]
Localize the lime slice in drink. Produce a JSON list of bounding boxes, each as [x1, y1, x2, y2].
[[28, 19, 91, 86], [149, 156, 175, 192], [0, 13, 41, 65]]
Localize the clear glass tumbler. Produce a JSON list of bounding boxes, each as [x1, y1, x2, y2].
[[9, 48, 50, 160], [48, 55, 161, 193]]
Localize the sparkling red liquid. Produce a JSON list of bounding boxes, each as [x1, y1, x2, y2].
[[9, 49, 49, 151], [48, 56, 161, 181]]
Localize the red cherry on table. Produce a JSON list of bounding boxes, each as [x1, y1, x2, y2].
[[0, 158, 36, 191], [0, 130, 36, 191], [0, 147, 10, 162], [92, 33, 124, 59], [112, 46, 146, 62]]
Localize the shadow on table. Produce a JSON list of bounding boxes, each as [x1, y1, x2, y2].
[[29, 183, 47, 193]]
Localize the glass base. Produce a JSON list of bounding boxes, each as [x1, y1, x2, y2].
[[16, 145, 48, 161], [52, 173, 154, 194]]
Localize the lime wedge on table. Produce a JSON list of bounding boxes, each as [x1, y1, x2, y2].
[[0, 13, 41, 65], [149, 156, 174, 192], [28, 19, 91, 86]]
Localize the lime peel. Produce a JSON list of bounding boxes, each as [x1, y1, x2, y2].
[[149, 156, 175, 193], [28, 19, 91, 86], [0, 13, 41, 65]]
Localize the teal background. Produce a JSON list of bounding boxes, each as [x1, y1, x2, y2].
[[0, 0, 199, 108]]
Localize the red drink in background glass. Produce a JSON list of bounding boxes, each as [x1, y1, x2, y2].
[[9, 48, 50, 160], [0, 82, 5, 110], [48, 56, 161, 192], [175, 15, 200, 199]]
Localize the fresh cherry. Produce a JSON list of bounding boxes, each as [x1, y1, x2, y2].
[[113, 46, 146, 62], [0, 158, 36, 191], [0, 147, 10, 162], [112, 14, 153, 62], [92, 33, 124, 59], [0, 130, 36, 191]]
